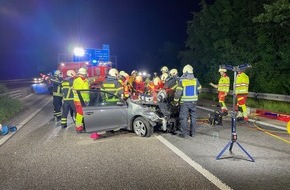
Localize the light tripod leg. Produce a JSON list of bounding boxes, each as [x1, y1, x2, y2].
[[216, 141, 232, 160], [236, 142, 255, 162]]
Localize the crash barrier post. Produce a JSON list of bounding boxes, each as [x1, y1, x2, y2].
[[202, 88, 290, 103], [215, 64, 255, 162]]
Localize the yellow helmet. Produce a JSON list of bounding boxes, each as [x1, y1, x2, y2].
[[135, 75, 143, 83], [108, 68, 119, 77], [161, 73, 169, 81], [131, 70, 137, 75], [66, 70, 76, 77], [77, 68, 87, 75], [218, 68, 227, 72], [119, 70, 126, 77], [182, 64, 193, 74], [169, 68, 178, 76], [160, 66, 169, 73], [153, 77, 161, 86]]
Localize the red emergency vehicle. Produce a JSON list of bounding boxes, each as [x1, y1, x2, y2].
[[58, 61, 112, 88]]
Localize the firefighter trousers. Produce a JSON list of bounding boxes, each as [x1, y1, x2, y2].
[[179, 102, 197, 136], [61, 100, 76, 127], [53, 96, 63, 120]]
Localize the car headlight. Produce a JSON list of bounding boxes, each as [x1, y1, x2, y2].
[[143, 111, 160, 121]]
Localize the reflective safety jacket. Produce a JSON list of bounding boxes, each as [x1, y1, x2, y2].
[[218, 74, 230, 93], [174, 73, 201, 103], [50, 76, 63, 97], [118, 78, 131, 99], [62, 77, 74, 101], [235, 72, 249, 94], [101, 76, 123, 102], [73, 76, 90, 102]]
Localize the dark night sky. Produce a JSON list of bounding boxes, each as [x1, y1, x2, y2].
[[0, 0, 200, 79]]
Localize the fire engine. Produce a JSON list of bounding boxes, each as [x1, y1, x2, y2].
[[58, 45, 113, 88]]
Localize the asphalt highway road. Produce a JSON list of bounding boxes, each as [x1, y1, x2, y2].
[[0, 94, 289, 190]]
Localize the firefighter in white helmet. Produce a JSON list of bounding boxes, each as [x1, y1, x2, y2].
[[209, 68, 230, 116], [100, 68, 123, 102], [73, 67, 90, 132], [60, 70, 77, 128], [41, 69, 63, 121], [174, 64, 202, 138]]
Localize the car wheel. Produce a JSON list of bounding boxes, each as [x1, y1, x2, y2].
[[133, 116, 153, 137]]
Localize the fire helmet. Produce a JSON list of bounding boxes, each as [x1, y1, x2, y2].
[[131, 70, 137, 75], [169, 69, 178, 76], [182, 64, 193, 74], [218, 68, 227, 72], [77, 67, 87, 75], [54, 70, 61, 76], [135, 75, 143, 83], [160, 66, 169, 73], [66, 70, 76, 77], [161, 73, 169, 81], [153, 77, 161, 86], [108, 68, 119, 77]]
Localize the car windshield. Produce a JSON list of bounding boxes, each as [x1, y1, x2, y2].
[[76, 89, 124, 107]]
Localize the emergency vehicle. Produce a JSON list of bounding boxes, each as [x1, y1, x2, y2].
[[58, 45, 113, 87]]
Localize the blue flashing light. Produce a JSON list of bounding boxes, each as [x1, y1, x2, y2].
[[92, 60, 97, 64]]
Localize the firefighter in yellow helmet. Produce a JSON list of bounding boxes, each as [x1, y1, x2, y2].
[[160, 66, 169, 86], [174, 64, 202, 138], [101, 68, 123, 103], [236, 68, 250, 122], [73, 67, 90, 132], [209, 68, 230, 116], [118, 71, 131, 99], [60, 70, 76, 128]]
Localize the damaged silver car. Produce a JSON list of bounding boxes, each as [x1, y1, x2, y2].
[[76, 89, 178, 137]]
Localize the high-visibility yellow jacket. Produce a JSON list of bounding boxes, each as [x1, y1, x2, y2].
[[235, 72, 249, 94], [73, 76, 90, 102], [218, 74, 230, 93]]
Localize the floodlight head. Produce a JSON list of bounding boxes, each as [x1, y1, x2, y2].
[[73, 47, 85, 57], [237, 64, 252, 71]]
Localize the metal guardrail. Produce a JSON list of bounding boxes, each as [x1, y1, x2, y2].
[[0, 87, 32, 99], [201, 88, 290, 103]]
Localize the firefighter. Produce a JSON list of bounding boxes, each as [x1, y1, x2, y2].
[[73, 67, 90, 132], [119, 71, 131, 99], [101, 68, 123, 103], [132, 75, 146, 99], [174, 64, 202, 138], [209, 68, 230, 116], [160, 66, 169, 86], [48, 70, 63, 121], [164, 68, 179, 101], [60, 70, 76, 129], [236, 68, 249, 122], [129, 70, 137, 86], [147, 76, 162, 103]]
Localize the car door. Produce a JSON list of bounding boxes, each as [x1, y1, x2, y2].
[[79, 89, 129, 133]]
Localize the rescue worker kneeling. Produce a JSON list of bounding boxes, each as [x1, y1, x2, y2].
[[174, 64, 202, 138], [101, 68, 124, 103], [73, 68, 90, 132]]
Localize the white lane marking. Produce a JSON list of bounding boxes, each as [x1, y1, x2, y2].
[[0, 96, 52, 146], [155, 135, 232, 190]]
